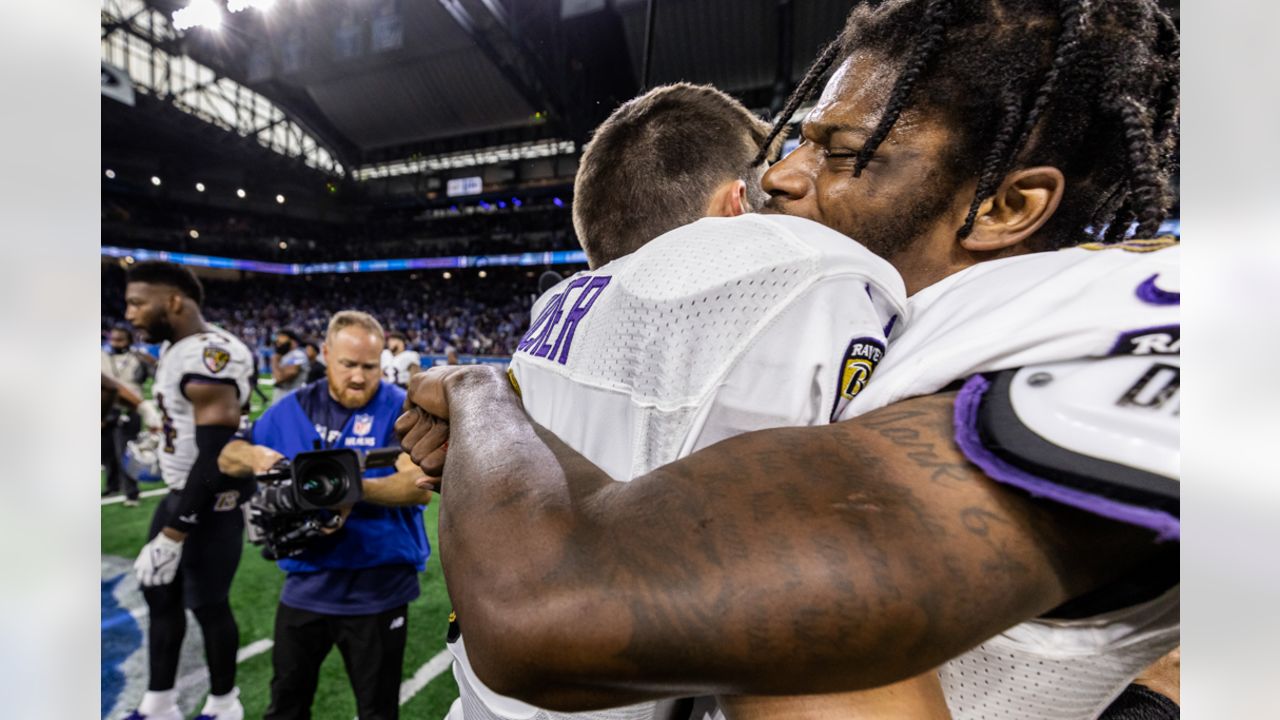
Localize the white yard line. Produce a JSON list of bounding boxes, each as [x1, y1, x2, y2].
[[174, 638, 275, 693], [101, 487, 169, 505], [398, 649, 455, 706], [236, 638, 276, 663]]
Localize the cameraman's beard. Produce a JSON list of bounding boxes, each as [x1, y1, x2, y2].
[[329, 376, 376, 409]]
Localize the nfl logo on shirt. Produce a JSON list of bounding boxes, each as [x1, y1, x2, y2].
[[353, 414, 373, 436]]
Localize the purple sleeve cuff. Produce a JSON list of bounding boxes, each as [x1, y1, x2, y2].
[[953, 375, 1180, 541]]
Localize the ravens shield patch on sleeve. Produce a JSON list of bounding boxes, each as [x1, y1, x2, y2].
[[203, 345, 231, 374], [830, 337, 885, 421]]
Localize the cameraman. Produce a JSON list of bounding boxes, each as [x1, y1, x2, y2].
[[218, 311, 432, 720]]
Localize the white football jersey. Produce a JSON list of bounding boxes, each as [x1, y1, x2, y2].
[[449, 213, 907, 720], [842, 237, 1181, 417], [152, 326, 255, 489], [856, 238, 1181, 720], [381, 348, 421, 387]]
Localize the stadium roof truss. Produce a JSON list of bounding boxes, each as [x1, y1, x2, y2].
[[101, 0, 345, 177], [352, 139, 577, 181]]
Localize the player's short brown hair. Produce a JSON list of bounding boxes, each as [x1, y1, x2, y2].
[[326, 310, 385, 344], [573, 83, 774, 268]]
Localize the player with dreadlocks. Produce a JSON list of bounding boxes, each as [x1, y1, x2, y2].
[[757, 0, 1178, 276], [396, 1, 1180, 719]]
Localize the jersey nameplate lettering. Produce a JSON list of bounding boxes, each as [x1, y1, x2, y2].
[[516, 275, 612, 365]]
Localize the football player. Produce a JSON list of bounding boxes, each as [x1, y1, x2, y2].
[[381, 330, 421, 388], [122, 261, 256, 720], [423, 82, 948, 720], [398, 1, 1180, 718]]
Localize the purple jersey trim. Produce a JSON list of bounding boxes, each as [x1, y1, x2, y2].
[[953, 375, 1180, 541], [1136, 273, 1180, 305]]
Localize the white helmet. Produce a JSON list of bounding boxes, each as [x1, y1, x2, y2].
[[122, 430, 163, 484]]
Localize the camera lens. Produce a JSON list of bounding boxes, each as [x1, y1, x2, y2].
[[295, 458, 349, 507]]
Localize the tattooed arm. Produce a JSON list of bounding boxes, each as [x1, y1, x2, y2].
[[405, 366, 1161, 711]]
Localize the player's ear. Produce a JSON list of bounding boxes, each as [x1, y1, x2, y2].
[[705, 179, 749, 218], [960, 166, 1065, 252]]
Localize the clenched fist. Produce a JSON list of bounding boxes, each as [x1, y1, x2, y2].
[[395, 408, 449, 485]]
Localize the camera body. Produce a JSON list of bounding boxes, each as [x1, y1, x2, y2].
[[249, 447, 399, 560], [257, 449, 364, 513]]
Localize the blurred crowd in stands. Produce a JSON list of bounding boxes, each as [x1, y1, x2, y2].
[[102, 194, 580, 262], [102, 264, 555, 359]]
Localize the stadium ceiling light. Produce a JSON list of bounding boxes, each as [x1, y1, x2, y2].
[[189, 229, 200, 239], [172, 0, 224, 32], [478, 270, 488, 278], [151, 176, 162, 186], [195, 182, 206, 192], [236, 188, 247, 198], [105, 169, 116, 179], [228, 0, 276, 12], [442, 271, 452, 280], [276, 194, 286, 204]]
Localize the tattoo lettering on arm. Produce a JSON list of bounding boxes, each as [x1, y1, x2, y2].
[[441, 384, 1163, 710]]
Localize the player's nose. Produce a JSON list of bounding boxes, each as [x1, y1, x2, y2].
[[762, 145, 817, 213]]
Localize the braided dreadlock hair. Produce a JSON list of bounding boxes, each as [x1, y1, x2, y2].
[[761, 0, 1180, 248]]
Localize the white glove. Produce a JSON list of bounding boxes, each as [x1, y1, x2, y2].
[[137, 399, 163, 431], [134, 533, 184, 587]]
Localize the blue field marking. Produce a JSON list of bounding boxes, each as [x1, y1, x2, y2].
[[102, 573, 144, 718]]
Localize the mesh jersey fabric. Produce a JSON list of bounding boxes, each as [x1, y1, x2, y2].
[[453, 213, 906, 720]]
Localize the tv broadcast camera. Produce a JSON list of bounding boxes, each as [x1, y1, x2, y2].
[[248, 447, 401, 560]]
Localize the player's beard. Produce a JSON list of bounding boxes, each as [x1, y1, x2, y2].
[[139, 316, 174, 343], [844, 168, 961, 261]]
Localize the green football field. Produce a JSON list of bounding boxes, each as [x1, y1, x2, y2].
[[101, 381, 460, 719]]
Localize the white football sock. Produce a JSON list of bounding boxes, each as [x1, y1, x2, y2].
[[137, 689, 178, 715]]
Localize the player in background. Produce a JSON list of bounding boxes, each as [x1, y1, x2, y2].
[[399, 1, 1180, 718], [302, 338, 328, 385], [122, 262, 256, 720], [102, 324, 153, 505], [380, 330, 421, 388], [270, 328, 309, 405], [429, 82, 947, 720]]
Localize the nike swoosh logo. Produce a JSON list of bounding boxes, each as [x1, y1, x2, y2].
[[1136, 273, 1179, 305]]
